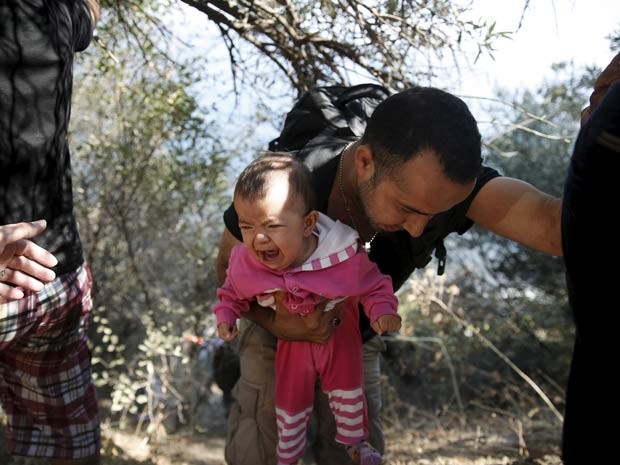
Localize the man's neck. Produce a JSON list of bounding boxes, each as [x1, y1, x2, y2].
[[327, 142, 376, 242]]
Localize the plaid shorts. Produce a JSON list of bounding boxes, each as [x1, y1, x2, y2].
[[0, 263, 100, 459]]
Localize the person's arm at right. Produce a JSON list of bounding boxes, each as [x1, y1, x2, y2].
[[581, 53, 620, 125], [215, 228, 340, 343], [85, 0, 100, 26]]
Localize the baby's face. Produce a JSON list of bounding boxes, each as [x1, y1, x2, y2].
[[235, 174, 315, 270]]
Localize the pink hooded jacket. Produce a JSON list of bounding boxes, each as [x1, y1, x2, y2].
[[214, 213, 398, 326]]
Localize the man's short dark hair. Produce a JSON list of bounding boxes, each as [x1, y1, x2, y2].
[[234, 152, 317, 212], [361, 87, 482, 183]]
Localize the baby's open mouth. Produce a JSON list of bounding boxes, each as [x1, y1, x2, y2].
[[260, 249, 279, 262]]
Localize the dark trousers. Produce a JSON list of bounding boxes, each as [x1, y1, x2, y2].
[[561, 82, 620, 464]]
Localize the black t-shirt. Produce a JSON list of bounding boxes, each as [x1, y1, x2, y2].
[[0, 0, 94, 274], [224, 141, 500, 341]]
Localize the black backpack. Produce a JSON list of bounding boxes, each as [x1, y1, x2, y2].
[[268, 83, 389, 153]]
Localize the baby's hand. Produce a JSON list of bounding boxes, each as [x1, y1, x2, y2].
[[371, 314, 401, 335], [218, 322, 239, 341]]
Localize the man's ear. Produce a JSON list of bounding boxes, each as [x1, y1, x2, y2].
[[355, 144, 375, 182], [303, 210, 319, 236]]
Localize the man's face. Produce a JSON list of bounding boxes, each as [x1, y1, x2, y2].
[[358, 149, 476, 237], [235, 173, 316, 270]]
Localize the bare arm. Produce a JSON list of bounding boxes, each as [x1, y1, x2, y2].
[[214, 228, 341, 343], [466, 177, 562, 256], [469, 54, 620, 256]]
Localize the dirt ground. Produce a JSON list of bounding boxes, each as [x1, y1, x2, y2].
[[0, 416, 561, 465], [98, 411, 563, 465], [1, 391, 564, 465]]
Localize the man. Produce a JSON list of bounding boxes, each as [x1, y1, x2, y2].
[[217, 86, 562, 465], [561, 53, 620, 465], [0, 1, 101, 463]]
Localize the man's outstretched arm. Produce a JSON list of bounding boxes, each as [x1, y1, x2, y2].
[[467, 52, 620, 256], [466, 177, 562, 256]]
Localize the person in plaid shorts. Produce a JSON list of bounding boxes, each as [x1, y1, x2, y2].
[[1, 1, 102, 463]]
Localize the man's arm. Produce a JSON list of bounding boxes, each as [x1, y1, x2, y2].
[[467, 54, 620, 255], [215, 228, 340, 343], [468, 53, 620, 256], [466, 177, 562, 256]]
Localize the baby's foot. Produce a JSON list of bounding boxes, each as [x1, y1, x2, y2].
[[345, 440, 383, 465]]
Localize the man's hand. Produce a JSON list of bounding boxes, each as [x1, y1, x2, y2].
[[218, 322, 239, 341], [371, 314, 402, 335], [245, 293, 346, 344], [0, 220, 58, 303]]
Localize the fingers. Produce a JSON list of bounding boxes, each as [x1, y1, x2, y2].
[[217, 323, 238, 341], [0, 282, 25, 302], [0, 268, 46, 294], [14, 239, 58, 269], [316, 301, 344, 326], [0, 240, 57, 296], [372, 315, 402, 335], [0, 220, 47, 245], [302, 308, 322, 330], [7, 245, 57, 281], [301, 312, 340, 343], [0, 221, 58, 303], [386, 315, 402, 331]]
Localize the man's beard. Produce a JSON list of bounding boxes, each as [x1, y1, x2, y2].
[[357, 177, 381, 231], [358, 175, 403, 233]]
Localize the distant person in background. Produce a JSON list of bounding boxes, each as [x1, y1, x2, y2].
[[0, 1, 101, 463], [561, 52, 620, 465]]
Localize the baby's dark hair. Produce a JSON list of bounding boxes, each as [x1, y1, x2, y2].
[[234, 153, 317, 213]]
